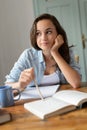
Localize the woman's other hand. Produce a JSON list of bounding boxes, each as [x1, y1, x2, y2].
[[51, 34, 64, 53]]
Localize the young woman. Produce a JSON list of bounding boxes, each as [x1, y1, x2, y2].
[[5, 13, 81, 91]]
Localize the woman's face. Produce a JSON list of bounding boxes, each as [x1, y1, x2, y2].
[[36, 19, 58, 52]]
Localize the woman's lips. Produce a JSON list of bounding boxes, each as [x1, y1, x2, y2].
[[41, 42, 48, 45]]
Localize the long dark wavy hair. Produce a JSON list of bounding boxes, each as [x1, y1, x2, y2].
[[30, 13, 70, 64]]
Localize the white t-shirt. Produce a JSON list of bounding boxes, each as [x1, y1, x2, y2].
[[40, 71, 60, 86]]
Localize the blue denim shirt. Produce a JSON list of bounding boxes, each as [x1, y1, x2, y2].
[[5, 47, 81, 87]]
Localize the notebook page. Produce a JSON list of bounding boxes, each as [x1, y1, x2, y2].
[[18, 84, 60, 99]]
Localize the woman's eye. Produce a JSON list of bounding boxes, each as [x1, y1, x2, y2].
[[46, 30, 52, 34], [36, 32, 41, 36]]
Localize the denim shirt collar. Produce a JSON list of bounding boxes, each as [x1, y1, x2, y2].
[[38, 50, 44, 63]]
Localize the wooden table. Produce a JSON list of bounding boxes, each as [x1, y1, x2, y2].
[[1, 83, 87, 130]]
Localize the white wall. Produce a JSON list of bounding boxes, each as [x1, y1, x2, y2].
[[0, 0, 34, 85]]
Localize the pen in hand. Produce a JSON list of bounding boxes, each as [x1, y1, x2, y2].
[[29, 50, 44, 100], [33, 79, 44, 100]]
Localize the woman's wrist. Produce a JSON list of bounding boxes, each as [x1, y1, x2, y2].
[[51, 50, 58, 58], [17, 82, 26, 92]]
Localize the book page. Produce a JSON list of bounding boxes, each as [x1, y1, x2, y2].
[[24, 97, 75, 119], [53, 90, 87, 106], [18, 84, 60, 99]]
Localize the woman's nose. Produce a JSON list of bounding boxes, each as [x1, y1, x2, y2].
[[41, 33, 47, 40]]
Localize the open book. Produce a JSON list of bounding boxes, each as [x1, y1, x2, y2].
[[24, 90, 87, 119]]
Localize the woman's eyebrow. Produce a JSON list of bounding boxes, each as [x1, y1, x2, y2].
[[36, 27, 55, 32], [46, 27, 54, 30]]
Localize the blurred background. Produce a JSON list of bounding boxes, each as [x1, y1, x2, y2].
[[0, 0, 87, 85]]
